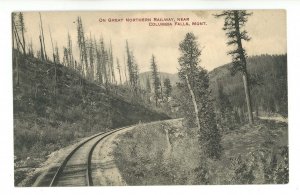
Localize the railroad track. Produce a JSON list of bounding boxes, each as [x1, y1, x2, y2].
[[38, 126, 131, 187]]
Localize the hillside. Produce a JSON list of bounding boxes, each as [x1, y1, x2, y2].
[[140, 54, 287, 119], [13, 55, 169, 185], [139, 71, 179, 89], [209, 54, 287, 118], [114, 118, 288, 184]]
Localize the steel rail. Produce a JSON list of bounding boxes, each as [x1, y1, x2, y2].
[[86, 125, 133, 186], [49, 125, 132, 186]]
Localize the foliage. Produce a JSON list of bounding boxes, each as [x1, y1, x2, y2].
[[126, 40, 139, 93], [215, 82, 239, 132], [150, 55, 161, 106], [163, 78, 172, 100], [13, 56, 169, 167], [114, 119, 288, 185], [215, 10, 252, 75], [177, 32, 222, 159], [230, 154, 255, 184], [210, 54, 288, 117], [215, 10, 254, 124]]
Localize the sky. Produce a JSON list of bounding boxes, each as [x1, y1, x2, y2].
[[22, 10, 286, 74]]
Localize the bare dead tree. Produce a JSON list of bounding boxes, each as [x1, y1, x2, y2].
[[49, 27, 57, 97], [39, 12, 47, 61]]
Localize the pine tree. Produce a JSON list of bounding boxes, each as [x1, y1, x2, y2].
[[109, 40, 116, 84], [216, 82, 236, 132], [63, 47, 69, 67], [77, 17, 88, 78], [99, 37, 107, 84], [146, 76, 151, 93], [126, 40, 134, 86], [67, 32, 74, 69], [18, 12, 26, 55], [28, 39, 34, 57], [159, 76, 164, 102], [95, 39, 103, 84], [88, 33, 95, 80], [12, 13, 16, 51], [12, 13, 20, 86], [178, 32, 222, 159], [150, 55, 160, 106], [125, 41, 139, 93], [49, 27, 57, 97], [131, 53, 140, 92], [163, 78, 172, 100], [216, 10, 254, 124], [116, 58, 122, 84]]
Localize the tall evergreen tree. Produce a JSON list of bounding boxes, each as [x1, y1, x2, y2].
[[163, 78, 172, 100], [131, 53, 140, 92], [178, 32, 222, 159], [146, 76, 151, 93], [150, 55, 160, 106], [125, 41, 139, 92], [116, 58, 122, 84], [12, 13, 20, 86], [99, 37, 107, 84], [126, 40, 134, 86], [88, 33, 95, 80], [159, 76, 164, 102], [109, 41, 116, 84], [49, 27, 57, 97], [216, 82, 237, 132], [95, 39, 103, 84], [77, 17, 88, 78], [67, 32, 74, 69], [63, 47, 69, 67], [216, 10, 254, 124]]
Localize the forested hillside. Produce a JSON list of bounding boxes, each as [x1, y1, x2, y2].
[[13, 11, 288, 186], [139, 54, 287, 120], [210, 54, 287, 120], [13, 53, 169, 165], [139, 71, 179, 89]]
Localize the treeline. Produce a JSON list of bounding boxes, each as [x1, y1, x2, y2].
[[12, 13, 172, 170], [210, 54, 288, 129], [12, 13, 174, 112]]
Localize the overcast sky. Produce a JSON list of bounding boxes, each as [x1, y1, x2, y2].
[[22, 10, 286, 74]]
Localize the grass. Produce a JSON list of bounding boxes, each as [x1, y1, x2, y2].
[[113, 119, 288, 185], [13, 55, 169, 186]]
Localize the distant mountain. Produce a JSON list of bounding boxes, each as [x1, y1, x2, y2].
[[139, 54, 287, 117], [139, 71, 179, 89]]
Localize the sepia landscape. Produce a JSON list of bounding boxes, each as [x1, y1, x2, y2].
[[13, 10, 288, 186]]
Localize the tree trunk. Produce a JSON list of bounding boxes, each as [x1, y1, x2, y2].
[[12, 21, 24, 53], [21, 26, 26, 55], [15, 52, 20, 86], [39, 13, 47, 61], [185, 74, 201, 131], [242, 72, 254, 124], [39, 35, 45, 61], [234, 11, 254, 125], [160, 79, 164, 102], [163, 128, 172, 159], [119, 69, 122, 84]]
